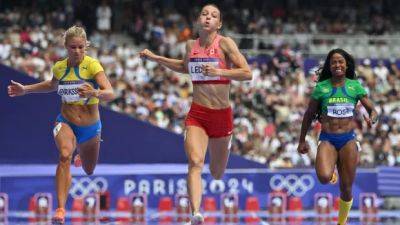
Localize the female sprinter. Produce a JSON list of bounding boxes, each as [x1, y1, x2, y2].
[[140, 4, 251, 225], [297, 48, 378, 225], [8, 25, 115, 224]]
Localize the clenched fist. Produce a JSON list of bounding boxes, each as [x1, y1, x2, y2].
[[139, 49, 159, 62]]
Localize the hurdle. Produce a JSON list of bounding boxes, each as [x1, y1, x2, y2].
[[221, 193, 239, 223], [360, 192, 378, 224], [0, 193, 8, 223], [314, 192, 333, 224]]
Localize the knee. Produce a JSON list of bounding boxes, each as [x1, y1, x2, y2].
[[58, 147, 73, 163], [317, 171, 332, 184], [188, 156, 204, 170]]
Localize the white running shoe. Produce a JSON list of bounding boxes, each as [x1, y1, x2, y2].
[[191, 212, 204, 225]]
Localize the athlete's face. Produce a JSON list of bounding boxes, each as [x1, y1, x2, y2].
[[198, 5, 222, 32], [330, 53, 347, 78], [66, 37, 86, 64]]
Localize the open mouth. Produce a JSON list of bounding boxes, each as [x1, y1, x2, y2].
[[333, 68, 344, 74]]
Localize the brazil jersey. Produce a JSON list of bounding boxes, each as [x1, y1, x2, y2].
[[311, 78, 367, 118], [52, 56, 104, 105]]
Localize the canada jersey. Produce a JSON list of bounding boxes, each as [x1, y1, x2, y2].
[[52, 56, 104, 105], [311, 78, 367, 118], [188, 35, 230, 84]]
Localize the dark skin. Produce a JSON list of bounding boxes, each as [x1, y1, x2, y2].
[[298, 53, 378, 201]]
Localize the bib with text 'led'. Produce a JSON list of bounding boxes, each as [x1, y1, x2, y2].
[[188, 58, 220, 81]]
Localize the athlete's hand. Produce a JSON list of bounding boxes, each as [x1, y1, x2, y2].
[[202, 64, 220, 77], [297, 141, 310, 154], [78, 83, 97, 98], [363, 113, 378, 128], [8, 80, 26, 97], [139, 49, 159, 62]]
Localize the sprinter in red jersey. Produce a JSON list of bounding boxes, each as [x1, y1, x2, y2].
[[140, 4, 251, 225]]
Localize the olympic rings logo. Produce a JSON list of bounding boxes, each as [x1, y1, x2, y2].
[[269, 174, 315, 197], [69, 177, 108, 198]]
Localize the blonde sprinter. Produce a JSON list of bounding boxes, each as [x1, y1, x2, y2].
[[8, 25, 114, 224]]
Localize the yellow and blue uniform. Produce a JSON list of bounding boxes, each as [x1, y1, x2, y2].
[[53, 56, 103, 143], [53, 55, 103, 105]]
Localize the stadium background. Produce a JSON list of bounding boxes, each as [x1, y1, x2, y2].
[[1, 0, 400, 224]]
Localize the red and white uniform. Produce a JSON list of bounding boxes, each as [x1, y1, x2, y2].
[[185, 35, 233, 138], [188, 34, 230, 84]]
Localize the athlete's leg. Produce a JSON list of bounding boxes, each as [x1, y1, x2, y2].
[[53, 122, 76, 222], [184, 126, 209, 215], [337, 140, 358, 200], [336, 140, 358, 225], [208, 135, 232, 180], [77, 135, 100, 175], [315, 141, 338, 184]]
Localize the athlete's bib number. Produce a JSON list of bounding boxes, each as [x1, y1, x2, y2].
[[58, 80, 87, 103], [327, 103, 354, 118], [188, 58, 220, 81]]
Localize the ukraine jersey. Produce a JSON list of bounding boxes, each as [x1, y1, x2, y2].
[[52, 56, 104, 105]]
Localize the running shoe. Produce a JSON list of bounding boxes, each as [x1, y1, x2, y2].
[[52, 207, 65, 224]]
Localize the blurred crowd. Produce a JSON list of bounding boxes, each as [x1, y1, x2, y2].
[[1, 0, 400, 168]]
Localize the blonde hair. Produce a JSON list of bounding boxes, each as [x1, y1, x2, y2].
[[63, 25, 90, 47]]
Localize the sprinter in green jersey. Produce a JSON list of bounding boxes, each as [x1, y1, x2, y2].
[[297, 49, 378, 225]]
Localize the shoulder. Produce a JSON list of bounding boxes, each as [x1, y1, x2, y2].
[[346, 78, 364, 87], [219, 36, 240, 55], [316, 79, 330, 88], [348, 78, 367, 96], [85, 56, 104, 76], [83, 55, 101, 65], [187, 39, 196, 46], [53, 58, 67, 69], [184, 39, 196, 57], [52, 58, 67, 77], [83, 55, 103, 70], [219, 36, 237, 50], [186, 39, 196, 50], [350, 78, 363, 84], [313, 80, 331, 95]]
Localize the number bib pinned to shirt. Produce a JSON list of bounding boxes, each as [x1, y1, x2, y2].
[[57, 80, 86, 103], [188, 58, 220, 81], [327, 103, 354, 118]]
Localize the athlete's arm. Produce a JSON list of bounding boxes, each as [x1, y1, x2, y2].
[[359, 96, 378, 126], [8, 77, 58, 97], [78, 71, 115, 101], [139, 41, 193, 74], [213, 36, 252, 81], [297, 98, 319, 154]]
